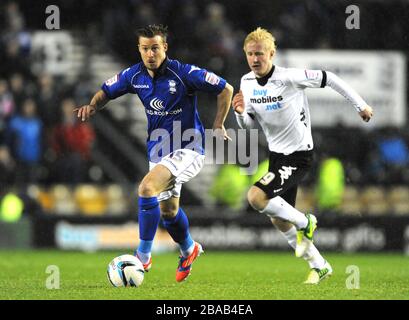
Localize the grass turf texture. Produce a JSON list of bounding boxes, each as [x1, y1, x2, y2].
[[0, 250, 408, 300]]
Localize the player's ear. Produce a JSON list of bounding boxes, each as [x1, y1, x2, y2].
[[163, 42, 168, 52]]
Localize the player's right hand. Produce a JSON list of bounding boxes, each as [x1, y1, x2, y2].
[[73, 104, 97, 122], [232, 90, 245, 114]]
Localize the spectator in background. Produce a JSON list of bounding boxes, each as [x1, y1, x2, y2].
[[0, 80, 15, 144], [3, 1, 31, 56], [9, 73, 29, 113], [73, 73, 95, 107], [8, 98, 42, 184], [0, 2, 31, 78], [196, 2, 238, 75], [315, 157, 345, 214], [51, 98, 95, 184], [0, 145, 16, 188], [172, 1, 201, 62], [35, 73, 60, 130], [210, 164, 249, 211], [377, 128, 409, 184], [0, 40, 31, 77]]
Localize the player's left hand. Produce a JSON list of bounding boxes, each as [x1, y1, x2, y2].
[[359, 105, 373, 122], [213, 125, 232, 141]]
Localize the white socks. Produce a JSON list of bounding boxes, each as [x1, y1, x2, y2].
[[281, 227, 326, 269], [261, 196, 308, 230]]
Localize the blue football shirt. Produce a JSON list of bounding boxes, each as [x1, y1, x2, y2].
[[101, 57, 227, 162]]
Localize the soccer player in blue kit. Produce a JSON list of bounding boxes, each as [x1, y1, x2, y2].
[[75, 25, 233, 282]]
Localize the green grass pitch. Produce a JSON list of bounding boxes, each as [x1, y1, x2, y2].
[[0, 250, 408, 300]]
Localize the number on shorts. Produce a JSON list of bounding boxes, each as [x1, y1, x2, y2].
[[259, 172, 275, 185]]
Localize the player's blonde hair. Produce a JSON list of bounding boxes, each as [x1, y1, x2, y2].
[[243, 27, 276, 53]]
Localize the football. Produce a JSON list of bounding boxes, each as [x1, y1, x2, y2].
[[107, 254, 145, 287]]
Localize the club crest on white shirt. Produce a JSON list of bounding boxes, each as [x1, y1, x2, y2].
[[269, 80, 284, 88]]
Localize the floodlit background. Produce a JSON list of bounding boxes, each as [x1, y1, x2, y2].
[[0, 0, 409, 254]]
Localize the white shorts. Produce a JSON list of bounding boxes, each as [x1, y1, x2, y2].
[[149, 149, 205, 202]]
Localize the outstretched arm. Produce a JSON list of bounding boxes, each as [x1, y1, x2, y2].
[[74, 90, 110, 122], [213, 83, 234, 140], [232, 90, 255, 129], [326, 71, 374, 122]]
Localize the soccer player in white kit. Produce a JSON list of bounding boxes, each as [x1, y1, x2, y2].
[[233, 28, 373, 284]]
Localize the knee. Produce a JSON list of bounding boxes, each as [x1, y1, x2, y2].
[[161, 208, 178, 220], [138, 181, 157, 197], [161, 205, 179, 220], [271, 217, 293, 232], [247, 187, 268, 212]]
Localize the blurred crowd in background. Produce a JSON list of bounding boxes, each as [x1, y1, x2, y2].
[[1, 0, 409, 216], [0, 1, 97, 188]]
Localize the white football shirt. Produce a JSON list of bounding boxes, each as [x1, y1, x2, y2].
[[237, 66, 367, 154]]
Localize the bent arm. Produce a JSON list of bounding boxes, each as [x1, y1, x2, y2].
[[232, 89, 255, 129], [212, 83, 234, 141], [74, 90, 110, 122], [213, 83, 233, 129], [90, 90, 110, 110], [235, 111, 255, 129]]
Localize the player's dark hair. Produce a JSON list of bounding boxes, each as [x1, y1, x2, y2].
[[136, 24, 168, 43]]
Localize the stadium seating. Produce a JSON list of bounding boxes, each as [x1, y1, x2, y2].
[[361, 186, 390, 216], [74, 184, 108, 216], [339, 186, 363, 216], [25, 184, 409, 217], [50, 185, 78, 215], [388, 186, 409, 216], [104, 184, 130, 216]]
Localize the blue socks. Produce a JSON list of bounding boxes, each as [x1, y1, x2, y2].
[[136, 196, 161, 263], [136, 197, 194, 261], [163, 207, 194, 257]]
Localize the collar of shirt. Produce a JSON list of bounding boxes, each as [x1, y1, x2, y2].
[[256, 65, 275, 86], [142, 57, 170, 79]]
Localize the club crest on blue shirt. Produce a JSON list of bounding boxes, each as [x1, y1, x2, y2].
[[168, 80, 177, 94], [105, 74, 119, 86]]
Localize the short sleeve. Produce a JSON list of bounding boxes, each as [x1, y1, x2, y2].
[[101, 68, 132, 99], [288, 68, 327, 89], [182, 64, 226, 94]]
